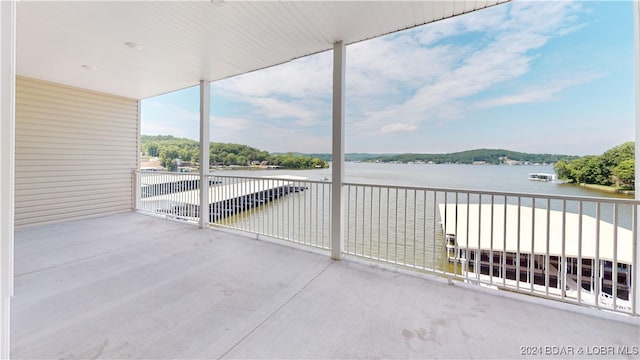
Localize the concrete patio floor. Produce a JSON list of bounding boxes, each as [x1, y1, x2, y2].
[[11, 212, 640, 359]]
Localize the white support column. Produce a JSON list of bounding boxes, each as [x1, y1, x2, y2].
[[634, 0, 640, 314], [199, 80, 211, 229], [0, 0, 16, 357], [331, 41, 345, 260]]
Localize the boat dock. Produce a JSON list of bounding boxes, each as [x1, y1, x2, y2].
[[140, 176, 307, 222], [438, 203, 633, 301], [140, 174, 221, 198]]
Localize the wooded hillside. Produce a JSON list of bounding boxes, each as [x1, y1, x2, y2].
[[141, 135, 328, 171], [554, 142, 634, 190], [364, 149, 577, 165]]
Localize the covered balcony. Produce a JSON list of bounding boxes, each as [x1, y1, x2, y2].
[[12, 212, 640, 359], [1, 1, 639, 358]]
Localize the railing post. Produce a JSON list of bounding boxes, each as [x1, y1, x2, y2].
[[0, 0, 15, 357], [331, 41, 345, 260], [199, 80, 210, 229]]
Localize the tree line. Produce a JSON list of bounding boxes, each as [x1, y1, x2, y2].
[[141, 135, 328, 171], [554, 142, 634, 190], [365, 149, 577, 165]]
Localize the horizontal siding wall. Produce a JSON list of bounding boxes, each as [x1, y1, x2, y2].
[[15, 77, 138, 227]]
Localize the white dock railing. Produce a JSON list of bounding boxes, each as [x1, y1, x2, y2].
[[134, 171, 638, 316]]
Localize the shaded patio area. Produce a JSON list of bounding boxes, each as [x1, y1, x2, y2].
[[11, 213, 640, 359]]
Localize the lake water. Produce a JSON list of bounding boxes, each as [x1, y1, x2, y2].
[[202, 162, 636, 274], [214, 162, 632, 199]]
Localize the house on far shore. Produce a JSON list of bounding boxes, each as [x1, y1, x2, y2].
[[140, 158, 165, 171]]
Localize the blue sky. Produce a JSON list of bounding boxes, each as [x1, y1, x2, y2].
[[141, 1, 635, 156]]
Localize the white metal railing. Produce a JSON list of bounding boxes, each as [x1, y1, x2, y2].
[[207, 175, 332, 249], [134, 171, 332, 249], [343, 183, 638, 316], [133, 171, 638, 315], [135, 171, 202, 222]]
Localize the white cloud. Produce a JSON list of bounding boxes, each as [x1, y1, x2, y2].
[[347, 0, 588, 136], [474, 72, 606, 109], [211, 114, 329, 152], [212, 52, 333, 130], [216, 52, 333, 99], [379, 123, 418, 134], [143, 0, 621, 154]]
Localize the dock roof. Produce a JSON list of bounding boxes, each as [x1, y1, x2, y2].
[[438, 203, 634, 264], [143, 177, 298, 206]]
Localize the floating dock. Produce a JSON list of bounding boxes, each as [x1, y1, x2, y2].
[[141, 175, 307, 222], [140, 174, 221, 198]]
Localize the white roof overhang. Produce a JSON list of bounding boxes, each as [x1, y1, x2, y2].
[[17, 1, 509, 100]]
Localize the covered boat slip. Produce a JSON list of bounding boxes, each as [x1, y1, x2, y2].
[[438, 203, 634, 265], [138, 174, 308, 221], [438, 202, 636, 307], [139, 174, 202, 198]]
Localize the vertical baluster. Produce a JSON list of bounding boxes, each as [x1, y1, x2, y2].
[[453, 192, 458, 278], [530, 197, 536, 294], [378, 187, 382, 259], [362, 185, 366, 256], [413, 189, 417, 268], [516, 196, 521, 291], [346, 185, 351, 253], [432, 191, 437, 273], [370, 186, 374, 258], [632, 202, 637, 314], [613, 203, 619, 310], [395, 188, 399, 264], [465, 192, 470, 280], [545, 198, 551, 297], [561, 199, 567, 300], [386, 187, 390, 262], [502, 196, 507, 288], [422, 190, 427, 270], [577, 201, 583, 304], [443, 192, 449, 276], [477, 194, 481, 281], [404, 189, 408, 265], [489, 195, 494, 286]]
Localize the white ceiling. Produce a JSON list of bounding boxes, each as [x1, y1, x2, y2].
[[16, 1, 509, 100]]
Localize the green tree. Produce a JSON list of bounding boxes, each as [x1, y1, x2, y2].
[[236, 155, 248, 166], [224, 153, 237, 166], [553, 142, 635, 189], [612, 159, 635, 189], [145, 142, 159, 157], [311, 158, 328, 168], [159, 145, 180, 171], [554, 159, 571, 181], [601, 142, 634, 168], [141, 135, 328, 170], [179, 148, 193, 162]]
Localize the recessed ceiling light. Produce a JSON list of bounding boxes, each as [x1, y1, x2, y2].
[[81, 65, 98, 71], [124, 42, 143, 50]]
